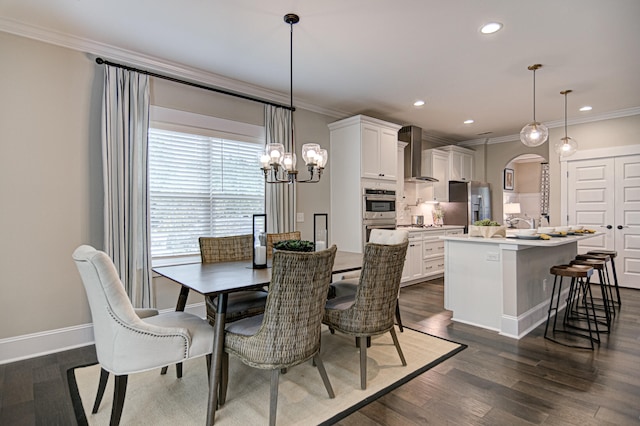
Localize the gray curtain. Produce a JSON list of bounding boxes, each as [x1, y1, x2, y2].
[[101, 65, 153, 308], [264, 105, 296, 232]]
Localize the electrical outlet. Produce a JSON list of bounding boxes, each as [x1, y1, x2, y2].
[[543, 278, 548, 292], [486, 252, 500, 261], [296, 212, 304, 222]]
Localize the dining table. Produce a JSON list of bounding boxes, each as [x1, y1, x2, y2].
[[152, 249, 363, 425]]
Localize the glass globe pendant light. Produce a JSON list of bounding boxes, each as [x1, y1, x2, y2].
[[554, 89, 578, 157], [259, 13, 327, 184], [520, 64, 549, 147]]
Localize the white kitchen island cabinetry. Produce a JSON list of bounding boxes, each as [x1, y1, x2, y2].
[[441, 233, 600, 339], [400, 226, 464, 286]]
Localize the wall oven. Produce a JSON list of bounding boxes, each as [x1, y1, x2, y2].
[[362, 188, 397, 246], [363, 188, 396, 220]]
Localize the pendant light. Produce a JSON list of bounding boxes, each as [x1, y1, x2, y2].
[[260, 13, 328, 184], [554, 89, 578, 157], [520, 64, 549, 147]]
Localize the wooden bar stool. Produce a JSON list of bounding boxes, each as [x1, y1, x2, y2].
[[545, 264, 599, 349], [570, 258, 613, 333], [576, 253, 617, 316], [587, 250, 621, 308]]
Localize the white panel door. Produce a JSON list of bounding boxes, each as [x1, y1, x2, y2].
[[567, 154, 640, 289], [615, 155, 640, 288], [567, 158, 614, 252]]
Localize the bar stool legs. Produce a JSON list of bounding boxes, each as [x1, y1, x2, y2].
[[587, 250, 621, 308], [544, 264, 599, 350], [571, 257, 613, 333]]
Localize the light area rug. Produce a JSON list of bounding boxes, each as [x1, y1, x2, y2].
[[68, 327, 465, 425]]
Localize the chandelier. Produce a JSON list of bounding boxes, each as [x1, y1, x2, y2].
[[260, 13, 328, 184], [554, 89, 578, 157], [520, 64, 549, 147]]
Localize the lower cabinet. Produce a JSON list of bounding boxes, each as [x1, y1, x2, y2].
[[401, 227, 464, 285]]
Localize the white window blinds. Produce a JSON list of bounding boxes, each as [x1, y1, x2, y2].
[[148, 128, 265, 258]]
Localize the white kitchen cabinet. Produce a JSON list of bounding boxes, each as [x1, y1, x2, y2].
[[401, 227, 464, 285], [361, 122, 400, 180], [402, 235, 424, 282], [440, 145, 474, 182], [422, 149, 449, 201], [329, 115, 402, 253]]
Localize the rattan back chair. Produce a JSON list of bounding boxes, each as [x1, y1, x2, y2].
[[199, 235, 268, 325], [323, 235, 409, 390], [221, 245, 337, 426], [266, 231, 301, 258]]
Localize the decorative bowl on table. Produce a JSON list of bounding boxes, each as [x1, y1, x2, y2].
[[569, 225, 583, 231], [538, 226, 555, 234], [516, 229, 537, 236], [469, 220, 506, 238], [555, 226, 570, 233]]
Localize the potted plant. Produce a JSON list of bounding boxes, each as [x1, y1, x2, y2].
[[272, 239, 315, 252], [469, 219, 507, 238]]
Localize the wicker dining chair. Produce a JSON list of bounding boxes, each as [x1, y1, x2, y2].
[[221, 245, 337, 426], [323, 229, 409, 390], [266, 231, 301, 259], [200, 235, 269, 325], [329, 229, 408, 332]]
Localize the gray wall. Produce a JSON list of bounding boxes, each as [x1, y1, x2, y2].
[[0, 32, 335, 341]]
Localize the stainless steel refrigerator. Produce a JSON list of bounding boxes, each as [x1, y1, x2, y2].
[[441, 181, 492, 231]]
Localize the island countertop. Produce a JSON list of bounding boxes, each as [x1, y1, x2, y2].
[[440, 232, 599, 248]]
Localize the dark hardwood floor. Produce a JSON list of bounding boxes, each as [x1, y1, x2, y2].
[[1, 279, 639, 425]]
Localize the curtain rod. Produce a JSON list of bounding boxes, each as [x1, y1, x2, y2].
[[95, 57, 294, 111]]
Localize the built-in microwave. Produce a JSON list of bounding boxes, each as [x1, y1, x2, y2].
[[362, 188, 396, 220]]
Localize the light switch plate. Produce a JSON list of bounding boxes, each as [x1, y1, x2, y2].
[[296, 212, 304, 222]]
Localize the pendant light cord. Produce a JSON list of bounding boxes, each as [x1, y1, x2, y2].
[[289, 18, 294, 152], [532, 68, 536, 122], [564, 91, 568, 139]]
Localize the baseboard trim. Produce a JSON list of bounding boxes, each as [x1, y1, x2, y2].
[[0, 302, 206, 365]]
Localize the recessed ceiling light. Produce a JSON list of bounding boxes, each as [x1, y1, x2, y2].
[[413, 100, 425, 107], [463, 119, 475, 124], [480, 22, 503, 34], [579, 106, 593, 112]]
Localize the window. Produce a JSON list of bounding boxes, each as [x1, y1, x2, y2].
[[148, 110, 265, 259]]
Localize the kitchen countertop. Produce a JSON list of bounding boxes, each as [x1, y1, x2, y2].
[[440, 232, 600, 247], [397, 225, 465, 232]]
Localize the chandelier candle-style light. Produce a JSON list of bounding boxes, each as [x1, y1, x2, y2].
[[554, 89, 578, 157], [260, 13, 328, 184], [520, 64, 549, 147]]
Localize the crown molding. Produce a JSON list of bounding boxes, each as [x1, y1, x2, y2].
[[460, 106, 640, 146], [0, 17, 346, 119]]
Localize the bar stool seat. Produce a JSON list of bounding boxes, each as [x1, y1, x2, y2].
[[545, 264, 600, 349], [587, 250, 621, 308]]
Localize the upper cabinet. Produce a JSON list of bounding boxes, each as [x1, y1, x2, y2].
[[330, 115, 402, 183], [440, 145, 474, 182], [422, 149, 450, 201]]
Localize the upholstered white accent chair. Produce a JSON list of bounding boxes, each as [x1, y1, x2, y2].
[[72, 245, 214, 426], [323, 229, 409, 389], [330, 229, 408, 331]]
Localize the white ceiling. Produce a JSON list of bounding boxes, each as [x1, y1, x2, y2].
[[2, 0, 639, 142]]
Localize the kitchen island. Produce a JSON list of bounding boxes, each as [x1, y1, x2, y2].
[[440, 232, 599, 339]]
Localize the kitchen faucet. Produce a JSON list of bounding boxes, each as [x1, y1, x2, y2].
[[507, 216, 536, 229]]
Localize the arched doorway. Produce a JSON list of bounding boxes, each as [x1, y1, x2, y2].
[[502, 154, 548, 229]]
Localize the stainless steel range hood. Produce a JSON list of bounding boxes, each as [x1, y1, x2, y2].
[[398, 125, 439, 182]]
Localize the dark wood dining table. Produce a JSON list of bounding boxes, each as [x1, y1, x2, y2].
[[152, 250, 363, 425]]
